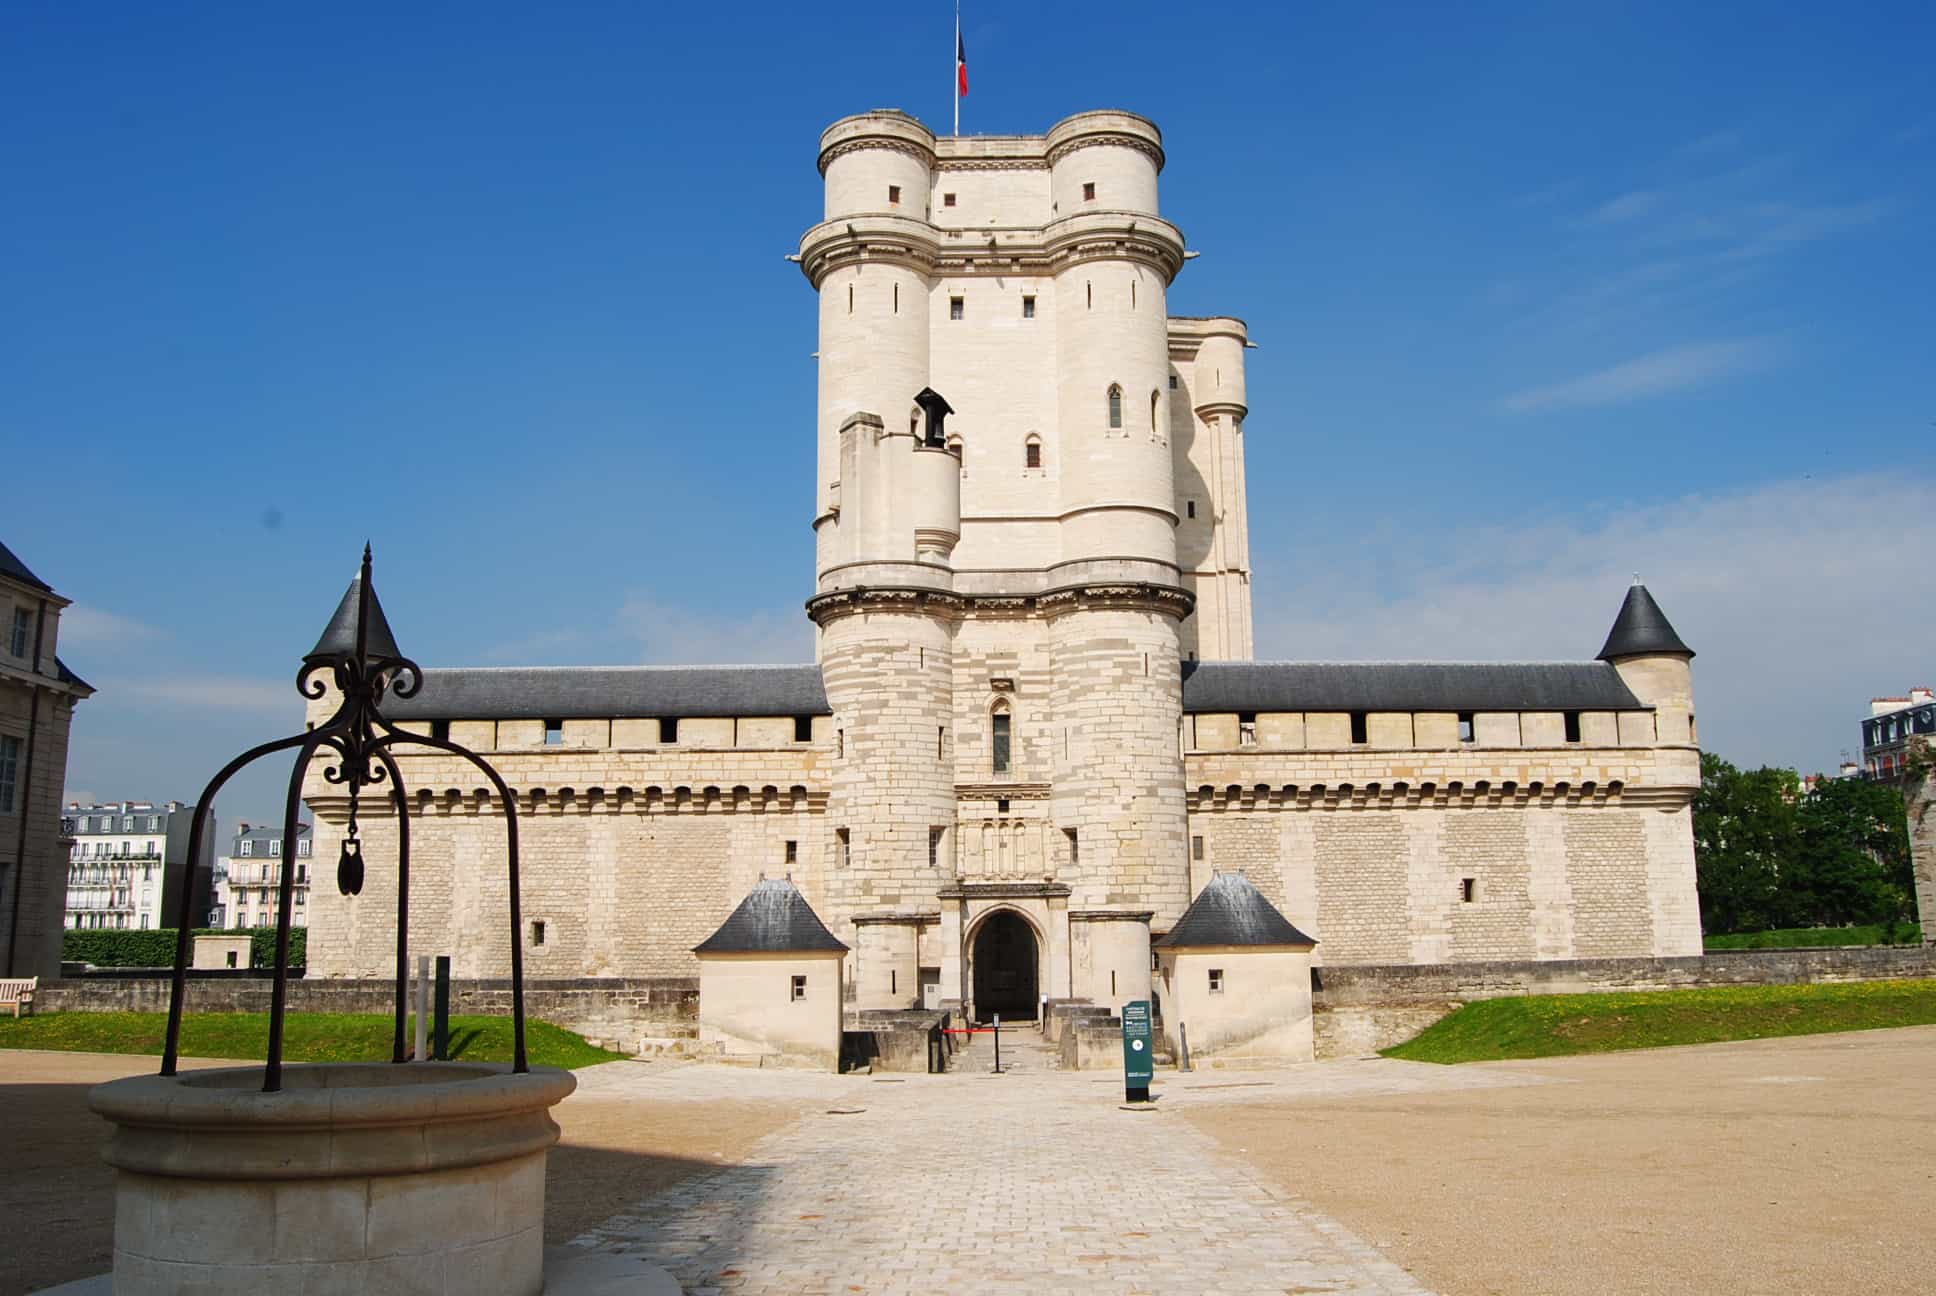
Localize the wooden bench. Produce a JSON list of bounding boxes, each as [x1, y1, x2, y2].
[[0, 976, 36, 1018]]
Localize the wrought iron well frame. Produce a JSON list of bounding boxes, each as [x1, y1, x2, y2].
[[159, 547, 527, 1091]]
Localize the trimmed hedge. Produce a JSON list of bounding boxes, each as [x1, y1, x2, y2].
[[62, 927, 307, 970]]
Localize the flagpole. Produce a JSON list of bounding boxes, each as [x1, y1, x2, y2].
[[953, 1, 960, 137]]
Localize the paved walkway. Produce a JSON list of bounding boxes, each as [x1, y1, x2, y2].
[[563, 1058, 1528, 1295]]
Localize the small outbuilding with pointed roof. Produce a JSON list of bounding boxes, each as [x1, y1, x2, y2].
[[694, 877, 848, 1071], [1155, 871, 1318, 1065]]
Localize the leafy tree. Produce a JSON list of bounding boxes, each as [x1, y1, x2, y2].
[[1786, 776, 1912, 927], [1693, 754, 1797, 933], [1694, 753, 1913, 933]]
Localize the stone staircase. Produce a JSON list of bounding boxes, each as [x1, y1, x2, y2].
[[951, 1021, 1062, 1073]]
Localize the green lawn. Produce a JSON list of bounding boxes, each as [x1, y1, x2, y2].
[[1384, 979, 1936, 1064], [1704, 923, 1922, 950], [0, 1011, 630, 1069]]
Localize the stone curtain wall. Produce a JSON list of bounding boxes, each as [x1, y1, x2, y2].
[[1444, 813, 1536, 962], [1188, 734, 1704, 964], [307, 787, 823, 980], [1197, 802, 1700, 965], [1563, 813, 1656, 957], [1311, 817, 1411, 962]]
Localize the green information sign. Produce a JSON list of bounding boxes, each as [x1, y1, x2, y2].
[[1121, 999, 1154, 1101]]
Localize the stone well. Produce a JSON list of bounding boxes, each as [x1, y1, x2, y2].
[[87, 1061, 576, 1295]]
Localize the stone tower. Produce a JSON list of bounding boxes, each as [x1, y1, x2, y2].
[[800, 110, 1242, 1017]]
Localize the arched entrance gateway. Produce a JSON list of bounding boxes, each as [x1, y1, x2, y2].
[[970, 910, 1039, 1022]]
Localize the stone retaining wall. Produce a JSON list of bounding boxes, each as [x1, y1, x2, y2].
[[37, 975, 700, 1046], [1310, 945, 1936, 1055]]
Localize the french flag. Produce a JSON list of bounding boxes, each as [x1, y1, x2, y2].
[[957, 30, 969, 97]]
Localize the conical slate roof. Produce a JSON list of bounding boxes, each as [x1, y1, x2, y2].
[[1154, 872, 1316, 949], [305, 552, 404, 666], [1596, 582, 1693, 661], [694, 878, 848, 955]]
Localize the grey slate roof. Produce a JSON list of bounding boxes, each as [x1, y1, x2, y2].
[[1180, 660, 1646, 713], [384, 664, 830, 720], [1155, 872, 1316, 949], [0, 539, 50, 592], [1596, 583, 1694, 661], [694, 878, 848, 954]]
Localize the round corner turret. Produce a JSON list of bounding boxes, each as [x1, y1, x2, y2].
[[1046, 110, 1164, 216], [818, 110, 938, 220]]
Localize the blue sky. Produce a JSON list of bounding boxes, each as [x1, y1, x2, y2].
[[5, 1, 1931, 828]]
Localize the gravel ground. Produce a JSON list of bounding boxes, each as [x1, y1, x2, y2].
[[1185, 1025, 1936, 1296], [0, 1051, 797, 1296]]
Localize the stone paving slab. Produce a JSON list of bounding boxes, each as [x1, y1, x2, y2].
[[561, 1059, 1514, 1293]]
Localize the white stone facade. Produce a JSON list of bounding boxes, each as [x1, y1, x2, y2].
[[301, 110, 1704, 1034]]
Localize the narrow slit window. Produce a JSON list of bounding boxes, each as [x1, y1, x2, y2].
[[1563, 711, 1582, 744], [1022, 294, 1035, 318], [847, 285, 853, 314], [1025, 439, 1041, 468], [1150, 390, 1159, 432], [791, 975, 807, 1001], [1349, 711, 1369, 745], [992, 711, 1011, 773], [836, 827, 850, 867], [1086, 281, 1092, 309], [1460, 878, 1477, 904], [1186, 500, 1196, 519], [531, 920, 546, 947], [658, 716, 677, 744], [1065, 827, 1079, 866], [1191, 834, 1205, 861], [949, 295, 964, 320], [785, 839, 798, 865], [1169, 374, 1178, 389], [1457, 712, 1475, 743], [1131, 280, 1137, 308], [1107, 384, 1123, 428], [929, 826, 943, 868], [893, 283, 898, 312]]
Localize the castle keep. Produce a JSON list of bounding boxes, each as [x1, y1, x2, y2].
[[304, 110, 1703, 1054]]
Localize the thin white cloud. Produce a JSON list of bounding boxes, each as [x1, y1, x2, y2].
[[616, 597, 814, 665], [1675, 129, 1742, 158], [1500, 338, 1774, 414], [1589, 190, 1659, 223], [108, 676, 299, 712], [1253, 472, 1936, 774], [1720, 199, 1890, 260], [57, 605, 166, 647]]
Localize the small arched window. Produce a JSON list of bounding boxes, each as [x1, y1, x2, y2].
[[990, 699, 1012, 775], [1024, 435, 1042, 469], [1107, 385, 1123, 429], [1150, 390, 1160, 433]]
